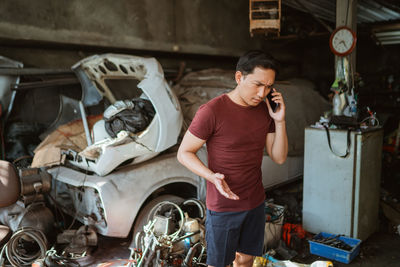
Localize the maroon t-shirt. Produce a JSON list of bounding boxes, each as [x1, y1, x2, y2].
[[188, 94, 275, 212]]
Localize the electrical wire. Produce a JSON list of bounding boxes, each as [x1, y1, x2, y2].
[[135, 201, 186, 267], [44, 247, 81, 267], [182, 198, 206, 224], [48, 154, 89, 231], [147, 200, 185, 242], [264, 205, 285, 252], [0, 227, 47, 266], [47, 193, 67, 230], [361, 116, 380, 127]]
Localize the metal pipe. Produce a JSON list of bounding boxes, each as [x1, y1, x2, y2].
[[0, 68, 73, 76], [11, 78, 79, 90], [79, 101, 92, 146]]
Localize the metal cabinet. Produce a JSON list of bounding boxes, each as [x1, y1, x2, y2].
[[302, 127, 383, 240]]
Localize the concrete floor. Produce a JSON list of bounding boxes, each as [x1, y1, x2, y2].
[[81, 230, 400, 266], [67, 179, 400, 266]]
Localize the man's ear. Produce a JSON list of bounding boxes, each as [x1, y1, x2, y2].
[[235, 71, 243, 84]]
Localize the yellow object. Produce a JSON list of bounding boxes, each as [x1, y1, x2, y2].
[[253, 256, 267, 267]]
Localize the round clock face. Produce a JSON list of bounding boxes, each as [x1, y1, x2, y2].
[[329, 26, 357, 56]]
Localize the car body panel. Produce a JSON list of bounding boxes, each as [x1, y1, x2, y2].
[[48, 148, 207, 237], [68, 54, 182, 176]]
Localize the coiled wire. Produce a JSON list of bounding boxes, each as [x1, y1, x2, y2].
[[0, 227, 47, 266], [147, 200, 185, 242]]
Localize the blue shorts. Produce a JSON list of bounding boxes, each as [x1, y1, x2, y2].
[[205, 202, 265, 267]]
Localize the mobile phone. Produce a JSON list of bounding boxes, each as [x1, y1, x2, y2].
[[266, 91, 279, 112]]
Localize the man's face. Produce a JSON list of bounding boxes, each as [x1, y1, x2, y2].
[[236, 67, 276, 107]]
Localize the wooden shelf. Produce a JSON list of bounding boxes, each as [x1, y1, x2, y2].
[[249, 0, 281, 36]]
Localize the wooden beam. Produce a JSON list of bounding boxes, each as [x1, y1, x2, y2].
[[335, 0, 357, 88]]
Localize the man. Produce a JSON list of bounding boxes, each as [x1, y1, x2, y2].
[[177, 50, 288, 267]]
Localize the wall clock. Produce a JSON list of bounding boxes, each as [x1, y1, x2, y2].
[[329, 26, 357, 56]]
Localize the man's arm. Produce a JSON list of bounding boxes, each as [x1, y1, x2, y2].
[[266, 123, 288, 164], [265, 89, 288, 164], [177, 130, 239, 200]]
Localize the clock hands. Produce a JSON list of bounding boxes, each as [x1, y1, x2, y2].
[[339, 40, 347, 49], [330, 26, 356, 56]]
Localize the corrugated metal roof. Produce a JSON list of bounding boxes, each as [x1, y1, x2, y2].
[[283, 0, 400, 24]]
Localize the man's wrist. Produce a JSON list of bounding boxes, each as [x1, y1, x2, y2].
[[206, 172, 215, 183]]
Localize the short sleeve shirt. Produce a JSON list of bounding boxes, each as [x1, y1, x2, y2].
[[188, 94, 275, 212]]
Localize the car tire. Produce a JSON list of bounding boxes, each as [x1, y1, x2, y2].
[[130, 194, 184, 249]]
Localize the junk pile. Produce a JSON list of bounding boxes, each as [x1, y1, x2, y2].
[[0, 156, 208, 266], [0, 53, 184, 266], [0, 160, 99, 266], [0, 161, 53, 266], [256, 189, 364, 266], [36, 225, 99, 266], [262, 200, 310, 263], [131, 199, 207, 267]]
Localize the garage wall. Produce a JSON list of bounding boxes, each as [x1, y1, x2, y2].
[[0, 0, 262, 57], [0, 0, 334, 89]]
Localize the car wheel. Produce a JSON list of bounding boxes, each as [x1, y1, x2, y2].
[[130, 194, 184, 250]]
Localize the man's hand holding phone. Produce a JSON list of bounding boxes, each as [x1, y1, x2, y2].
[[266, 89, 279, 112], [265, 88, 286, 122]]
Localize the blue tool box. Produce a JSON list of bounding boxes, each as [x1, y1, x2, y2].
[[308, 232, 362, 264]]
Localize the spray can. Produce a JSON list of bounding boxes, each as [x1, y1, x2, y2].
[[332, 91, 342, 116]]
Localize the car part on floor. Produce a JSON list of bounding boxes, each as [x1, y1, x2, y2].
[[0, 202, 54, 236], [57, 225, 98, 248], [19, 167, 51, 203], [133, 199, 206, 267], [0, 166, 54, 235], [56, 225, 98, 260]]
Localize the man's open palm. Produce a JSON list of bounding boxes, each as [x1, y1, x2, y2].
[[213, 173, 239, 200]]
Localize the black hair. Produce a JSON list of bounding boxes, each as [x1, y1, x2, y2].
[[236, 50, 279, 76]]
